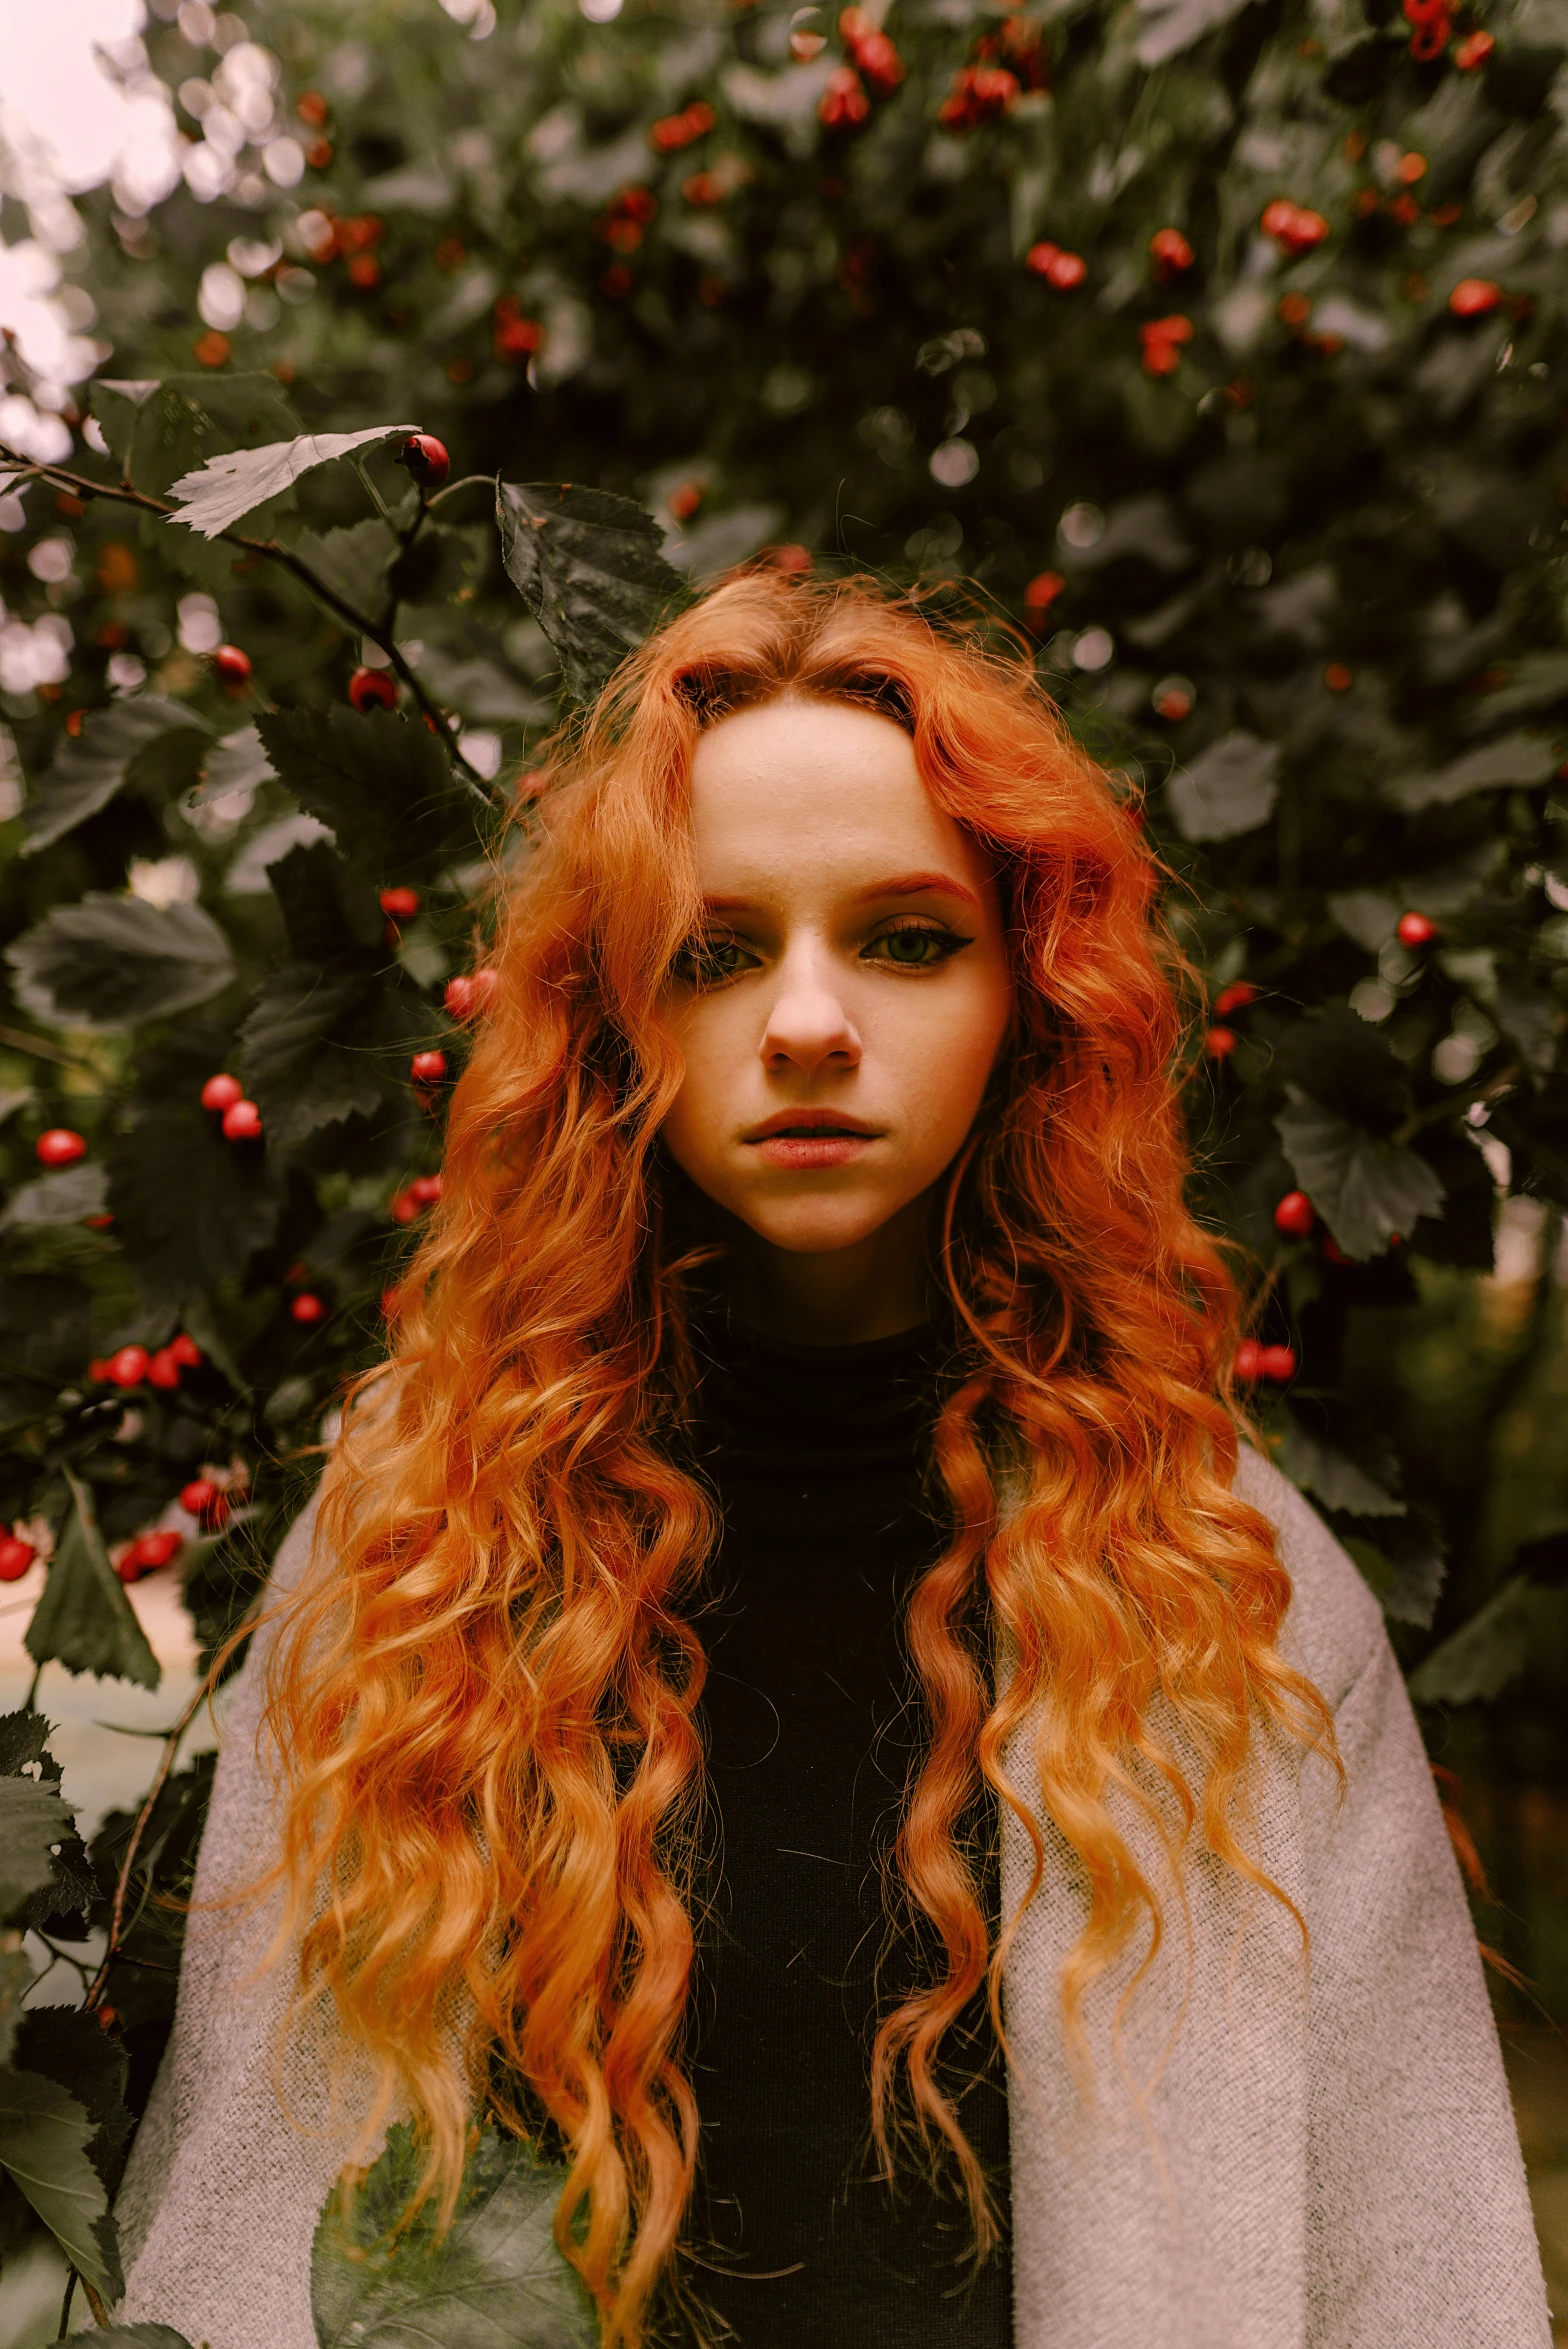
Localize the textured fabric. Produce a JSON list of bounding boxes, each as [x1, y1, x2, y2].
[[115, 1440, 1552, 2349], [682, 1310, 1012, 2344]]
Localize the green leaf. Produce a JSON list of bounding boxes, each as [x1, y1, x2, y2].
[[1165, 731, 1280, 843], [292, 518, 399, 617], [255, 706, 462, 878], [1341, 1527, 1447, 1630], [1409, 1576, 1565, 1704], [107, 1027, 283, 1311], [312, 2119, 595, 2349], [497, 480, 687, 704], [88, 379, 159, 474], [267, 841, 384, 962], [25, 1471, 160, 1691], [0, 1776, 76, 1923], [1275, 1098, 1446, 1260], [21, 698, 213, 856], [8, 894, 235, 1032], [1387, 730, 1558, 812], [192, 722, 275, 808], [14, 2007, 134, 2188], [239, 965, 394, 1154], [1273, 1418, 1406, 1518], [2, 1163, 109, 1228], [113, 373, 303, 499], [168, 423, 418, 539], [1274, 1004, 1412, 1133], [0, 2068, 123, 2301]]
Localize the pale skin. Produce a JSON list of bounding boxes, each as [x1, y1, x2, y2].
[[658, 695, 1015, 1345]]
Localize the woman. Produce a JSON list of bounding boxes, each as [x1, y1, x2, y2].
[[115, 574, 1549, 2348]]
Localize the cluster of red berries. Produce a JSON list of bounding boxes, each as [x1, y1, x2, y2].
[[1026, 241, 1087, 290], [840, 7, 905, 93], [494, 293, 546, 360], [1141, 314, 1194, 376], [202, 1072, 262, 1142], [1203, 981, 1258, 1060], [1149, 227, 1194, 279], [1234, 1340, 1299, 1383], [596, 189, 658, 258], [1402, 0, 1454, 59], [1261, 199, 1330, 255], [395, 433, 450, 490], [117, 1528, 184, 1584], [391, 1173, 443, 1224], [818, 66, 871, 128], [88, 1332, 203, 1391], [649, 99, 715, 153], [445, 969, 499, 1020], [937, 64, 1020, 129]]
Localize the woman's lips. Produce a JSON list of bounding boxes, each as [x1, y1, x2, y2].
[[748, 1132, 877, 1169]]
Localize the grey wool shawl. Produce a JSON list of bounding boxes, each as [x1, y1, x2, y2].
[[113, 1443, 1551, 2348]]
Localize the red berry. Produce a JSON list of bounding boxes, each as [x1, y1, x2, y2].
[[1213, 982, 1258, 1016], [410, 1050, 448, 1085], [107, 1345, 150, 1387], [1397, 910, 1438, 948], [379, 886, 421, 920], [1453, 28, 1494, 65], [1149, 226, 1195, 275], [349, 667, 398, 713], [444, 969, 498, 1020], [212, 644, 252, 692], [396, 433, 451, 489], [88, 1359, 111, 1384], [201, 1072, 244, 1112], [290, 1292, 327, 1325], [147, 1348, 182, 1390], [1261, 200, 1328, 254], [1322, 1234, 1351, 1266], [0, 1537, 36, 1582], [381, 1285, 401, 1318], [410, 1174, 442, 1204], [36, 1128, 87, 1168], [1259, 1344, 1298, 1382], [1323, 663, 1353, 692], [117, 1527, 183, 1582], [390, 1187, 420, 1224], [1204, 1026, 1237, 1059], [1274, 1190, 1316, 1238], [1234, 1339, 1267, 1380], [1449, 276, 1500, 317], [169, 1332, 203, 1368], [180, 1478, 231, 1530], [222, 1099, 263, 1141]]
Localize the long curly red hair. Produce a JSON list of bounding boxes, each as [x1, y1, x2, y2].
[[259, 572, 1333, 2343]]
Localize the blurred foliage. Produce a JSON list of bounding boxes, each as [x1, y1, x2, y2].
[[4, 0, 1568, 2291]]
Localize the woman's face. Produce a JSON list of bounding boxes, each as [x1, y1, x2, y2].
[[659, 694, 1014, 1270]]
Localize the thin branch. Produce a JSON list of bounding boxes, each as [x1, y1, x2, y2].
[[0, 446, 493, 800], [84, 1599, 262, 2010], [0, 1024, 103, 1077]]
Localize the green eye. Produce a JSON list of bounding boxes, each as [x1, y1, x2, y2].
[[868, 922, 971, 968], [672, 935, 750, 984]]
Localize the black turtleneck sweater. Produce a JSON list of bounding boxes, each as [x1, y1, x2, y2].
[[679, 1311, 1012, 2348]]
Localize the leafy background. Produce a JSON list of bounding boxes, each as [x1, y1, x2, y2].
[[3, 0, 1568, 2332]]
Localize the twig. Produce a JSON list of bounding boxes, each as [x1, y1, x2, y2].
[[55, 2267, 76, 2339], [84, 1600, 261, 2010], [0, 446, 491, 798], [0, 1024, 102, 1077]]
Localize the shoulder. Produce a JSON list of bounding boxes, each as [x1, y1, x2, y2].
[[1233, 1439, 1386, 1708]]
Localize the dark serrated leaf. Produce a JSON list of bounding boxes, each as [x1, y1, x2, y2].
[[292, 518, 399, 618], [1387, 730, 1557, 813], [255, 706, 463, 877], [239, 964, 393, 1153], [1408, 1575, 1558, 1703], [21, 699, 212, 857], [25, 1471, 160, 1691], [1273, 1003, 1412, 1133], [1275, 1097, 1446, 1260], [88, 379, 159, 475], [0, 1952, 30, 2070], [0, 1777, 76, 1923], [312, 2119, 595, 2349], [14, 2008, 134, 2187], [497, 480, 687, 704], [122, 373, 302, 499], [1343, 1524, 1448, 1630], [107, 1047, 283, 1313], [3, 1163, 109, 1228], [1273, 1418, 1406, 1517], [7, 895, 235, 1032], [1165, 731, 1280, 842], [191, 722, 275, 808], [268, 841, 384, 961], [0, 2069, 123, 2300]]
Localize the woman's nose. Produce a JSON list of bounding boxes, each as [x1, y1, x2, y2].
[[759, 946, 862, 1075]]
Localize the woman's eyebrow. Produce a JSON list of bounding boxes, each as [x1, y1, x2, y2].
[[698, 870, 981, 914]]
